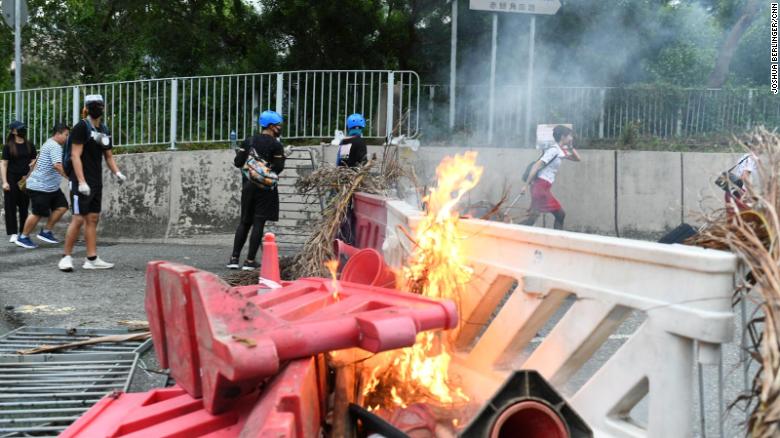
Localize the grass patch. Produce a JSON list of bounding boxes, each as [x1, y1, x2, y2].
[[579, 133, 744, 153]]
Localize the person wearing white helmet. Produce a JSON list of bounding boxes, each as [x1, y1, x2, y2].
[[58, 94, 126, 272]]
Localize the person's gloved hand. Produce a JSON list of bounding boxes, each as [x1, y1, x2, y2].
[[115, 171, 127, 183], [78, 182, 91, 196]]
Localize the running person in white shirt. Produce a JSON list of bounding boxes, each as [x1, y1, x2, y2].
[[14, 123, 70, 249], [724, 152, 757, 213], [520, 125, 581, 230]]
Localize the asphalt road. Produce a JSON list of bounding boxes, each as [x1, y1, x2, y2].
[[0, 236, 755, 437], [0, 238, 240, 329]]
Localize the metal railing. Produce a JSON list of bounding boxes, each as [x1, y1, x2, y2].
[[422, 85, 780, 143], [6, 76, 773, 148], [0, 70, 421, 148]]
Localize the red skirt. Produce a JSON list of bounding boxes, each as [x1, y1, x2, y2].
[[530, 179, 562, 213], [724, 191, 748, 215]]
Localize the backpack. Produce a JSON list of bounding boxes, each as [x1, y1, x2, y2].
[[63, 118, 108, 177], [521, 150, 561, 183], [714, 154, 749, 195]]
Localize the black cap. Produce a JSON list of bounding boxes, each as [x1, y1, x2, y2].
[[9, 120, 25, 131]]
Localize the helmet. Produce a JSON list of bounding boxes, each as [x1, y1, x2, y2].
[[347, 113, 365, 129], [9, 120, 26, 135], [259, 110, 283, 128], [84, 94, 104, 105]]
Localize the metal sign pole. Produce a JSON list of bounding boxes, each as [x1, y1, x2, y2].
[[488, 12, 497, 145], [525, 15, 535, 148], [14, 0, 21, 119], [468, 0, 561, 146], [449, 0, 458, 131]]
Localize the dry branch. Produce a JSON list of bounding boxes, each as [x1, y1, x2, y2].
[[18, 332, 151, 355], [687, 127, 780, 437], [289, 157, 402, 279]]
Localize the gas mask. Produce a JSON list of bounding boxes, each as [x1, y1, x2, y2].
[[90, 130, 111, 149]]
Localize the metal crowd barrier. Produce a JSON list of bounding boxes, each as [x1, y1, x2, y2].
[[0, 70, 421, 148]]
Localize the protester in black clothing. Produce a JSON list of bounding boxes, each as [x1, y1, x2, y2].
[[335, 113, 368, 245], [337, 113, 368, 168], [227, 110, 285, 271], [1, 121, 36, 243], [59, 94, 126, 272]]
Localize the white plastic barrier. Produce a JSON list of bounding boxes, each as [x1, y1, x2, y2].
[[382, 200, 737, 438]]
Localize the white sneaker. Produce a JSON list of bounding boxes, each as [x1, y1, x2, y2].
[[58, 255, 74, 272], [83, 257, 114, 270], [9, 234, 17, 243]]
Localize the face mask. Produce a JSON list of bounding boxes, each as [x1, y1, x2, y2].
[[88, 105, 104, 119]]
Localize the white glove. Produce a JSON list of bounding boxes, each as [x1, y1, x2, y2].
[[330, 130, 345, 146], [78, 182, 91, 196], [115, 171, 127, 183]]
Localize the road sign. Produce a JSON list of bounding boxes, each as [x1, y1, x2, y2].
[[1, 0, 28, 28], [469, 0, 561, 15]]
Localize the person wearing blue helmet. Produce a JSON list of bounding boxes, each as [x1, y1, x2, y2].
[[334, 113, 369, 245], [227, 110, 285, 270], [336, 113, 368, 168]]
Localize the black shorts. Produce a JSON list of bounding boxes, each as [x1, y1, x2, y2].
[[28, 189, 68, 217], [69, 182, 102, 215], [239, 183, 279, 223]]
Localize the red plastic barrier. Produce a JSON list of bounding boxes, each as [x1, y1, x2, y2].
[[195, 274, 457, 413], [340, 248, 396, 289], [59, 386, 248, 438], [241, 356, 326, 438], [145, 261, 458, 414], [145, 261, 168, 368], [352, 192, 387, 251], [60, 357, 325, 438], [145, 262, 204, 397]]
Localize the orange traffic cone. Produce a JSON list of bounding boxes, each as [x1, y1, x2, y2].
[[260, 233, 281, 282]]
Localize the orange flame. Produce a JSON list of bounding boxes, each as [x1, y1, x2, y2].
[[362, 151, 482, 409], [325, 259, 340, 301]]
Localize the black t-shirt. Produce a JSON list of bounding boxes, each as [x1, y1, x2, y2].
[[233, 133, 285, 221], [338, 135, 367, 168], [69, 119, 112, 188], [1, 141, 37, 175], [234, 134, 285, 177]]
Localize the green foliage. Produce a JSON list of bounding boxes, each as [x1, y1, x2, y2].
[[584, 133, 743, 153], [619, 121, 642, 147], [0, 0, 766, 90]]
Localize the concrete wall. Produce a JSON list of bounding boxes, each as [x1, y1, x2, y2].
[[0, 146, 745, 242], [396, 147, 744, 239]]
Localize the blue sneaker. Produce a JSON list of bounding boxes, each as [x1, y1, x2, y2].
[[36, 230, 59, 244], [14, 235, 37, 249]]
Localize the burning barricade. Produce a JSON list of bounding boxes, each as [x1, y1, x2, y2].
[[62, 152, 590, 438]]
